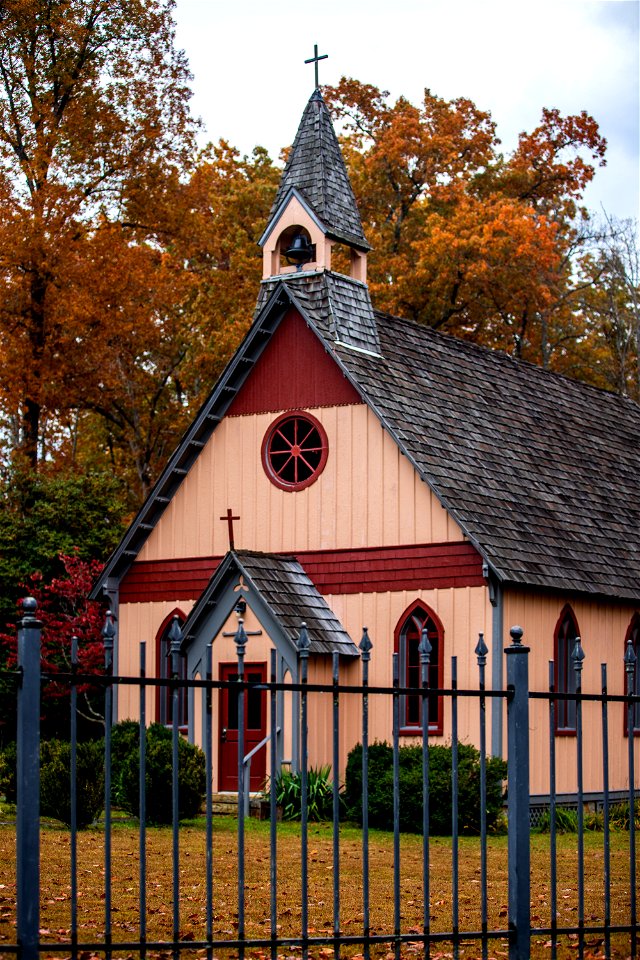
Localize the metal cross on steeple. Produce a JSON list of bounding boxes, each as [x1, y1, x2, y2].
[[304, 44, 328, 89]]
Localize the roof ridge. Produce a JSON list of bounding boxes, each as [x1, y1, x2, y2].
[[372, 309, 640, 408]]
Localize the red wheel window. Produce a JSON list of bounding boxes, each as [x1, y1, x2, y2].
[[262, 412, 328, 491]]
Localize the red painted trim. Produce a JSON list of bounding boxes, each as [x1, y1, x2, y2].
[[393, 599, 445, 736], [553, 603, 580, 736], [119, 541, 485, 604], [227, 309, 361, 416], [261, 411, 329, 491]]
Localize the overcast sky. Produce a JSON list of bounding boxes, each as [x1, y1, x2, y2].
[[173, 0, 639, 224]]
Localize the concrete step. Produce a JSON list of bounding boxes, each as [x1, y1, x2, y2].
[[210, 792, 273, 818]]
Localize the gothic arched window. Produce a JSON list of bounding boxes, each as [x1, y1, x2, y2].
[[624, 614, 640, 735], [395, 601, 444, 736], [554, 605, 580, 734], [155, 610, 188, 731]]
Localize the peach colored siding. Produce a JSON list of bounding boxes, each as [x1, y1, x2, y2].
[[137, 405, 464, 562], [503, 589, 640, 796], [117, 599, 195, 723]]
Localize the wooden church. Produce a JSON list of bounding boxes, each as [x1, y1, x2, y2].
[[92, 86, 640, 802]]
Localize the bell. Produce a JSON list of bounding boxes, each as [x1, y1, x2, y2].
[[284, 233, 314, 266]]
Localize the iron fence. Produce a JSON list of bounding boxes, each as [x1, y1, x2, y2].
[[1, 599, 639, 960]]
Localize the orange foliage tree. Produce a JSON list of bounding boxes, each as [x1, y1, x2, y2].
[[0, 0, 197, 477], [324, 78, 607, 370]]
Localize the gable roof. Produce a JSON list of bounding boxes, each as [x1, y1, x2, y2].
[[338, 307, 640, 601], [267, 89, 369, 252], [182, 549, 358, 657], [93, 270, 640, 604]]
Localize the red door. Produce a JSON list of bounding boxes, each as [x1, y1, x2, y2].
[[218, 662, 267, 791]]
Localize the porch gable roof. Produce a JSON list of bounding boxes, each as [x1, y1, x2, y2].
[[182, 549, 359, 659]]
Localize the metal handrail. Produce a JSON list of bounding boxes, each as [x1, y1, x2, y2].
[[242, 727, 281, 818]]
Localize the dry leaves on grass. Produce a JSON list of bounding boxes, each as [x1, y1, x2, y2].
[[0, 821, 636, 959]]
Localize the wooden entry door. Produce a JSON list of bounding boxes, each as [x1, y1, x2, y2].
[[218, 662, 267, 791]]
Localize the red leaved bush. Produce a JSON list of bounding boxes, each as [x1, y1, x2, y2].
[[0, 553, 107, 732]]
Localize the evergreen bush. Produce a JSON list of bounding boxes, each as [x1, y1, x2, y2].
[[110, 719, 140, 805], [40, 739, 104, 828], [343, 741, 507, 835], [117, 721, 206, 824]]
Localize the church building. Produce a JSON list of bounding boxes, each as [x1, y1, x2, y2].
[[91, 86, 640, 802]]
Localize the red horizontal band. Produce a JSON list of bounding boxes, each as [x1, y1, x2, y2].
[[120, 541, 484, 603]]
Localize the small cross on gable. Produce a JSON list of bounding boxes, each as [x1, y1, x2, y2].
[[220, 507, 240, 550]]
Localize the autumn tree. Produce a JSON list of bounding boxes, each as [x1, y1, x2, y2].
[[323, 78, 607, 370], [571, 217, 640, 399], [0, 0, 196, 470], [0, 553, 107, 741]]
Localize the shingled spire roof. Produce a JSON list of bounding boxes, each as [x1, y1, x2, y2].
[[270, 89, 370, 251]]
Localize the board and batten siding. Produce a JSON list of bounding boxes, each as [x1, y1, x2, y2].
[[136, 404, 464, 562], [503, 588, 640, 796]]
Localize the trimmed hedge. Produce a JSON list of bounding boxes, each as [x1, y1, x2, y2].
[[343, 741, 507, 835], [115, 721, 206, 825]]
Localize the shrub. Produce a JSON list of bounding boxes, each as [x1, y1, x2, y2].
[[40, 739, 104, 828], [117, 722, 206, 824], [536, 807, 579, 834], [275, 765, 336, 821], [608, 798, 640, 830], [110, 719, 140, 806], [343, 741, 507, 835]]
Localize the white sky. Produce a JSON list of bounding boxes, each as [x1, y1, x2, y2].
[[173, 0, 639, 224]]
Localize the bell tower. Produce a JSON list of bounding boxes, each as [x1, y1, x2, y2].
[[259, 87, 370, 282]]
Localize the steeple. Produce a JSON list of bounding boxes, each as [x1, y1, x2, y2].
[[259, 89, 370, 282]]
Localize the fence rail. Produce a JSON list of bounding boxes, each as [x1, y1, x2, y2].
[[1, 600, 638, 960]]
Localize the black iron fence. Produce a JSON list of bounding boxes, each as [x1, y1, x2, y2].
[[1, 599, 639, 960]]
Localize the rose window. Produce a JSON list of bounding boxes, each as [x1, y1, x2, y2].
[[262, 412, 328, 491]]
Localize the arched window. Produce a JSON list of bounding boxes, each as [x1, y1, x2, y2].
[[624, 614, 640, 735], [395, 601, 444, 736], [554, 605, 580, 734], [155, 610, 188, 732]]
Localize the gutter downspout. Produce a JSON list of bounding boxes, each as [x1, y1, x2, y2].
[[484, 563, 504, 759]]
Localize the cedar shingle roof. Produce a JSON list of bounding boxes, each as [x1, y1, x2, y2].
[[287, 275, 640, 600], [233, 551, 358, 656], [181, 550, 357, 657], [270, 90, 369, 251], [92, 270, 640, 604]]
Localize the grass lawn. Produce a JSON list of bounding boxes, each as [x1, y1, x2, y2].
[[0, 814, 636, 959]]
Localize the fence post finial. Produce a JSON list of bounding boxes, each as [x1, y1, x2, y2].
[[297, 622, 311, 659], [359, 626, 373, 662], [573, 636, 585, 678], [624, 634, 637, 690], [168, 615, 183, 677], [419, 626, 432, 665], [102, 610, 116, 671], [475, 632, 488, 666]]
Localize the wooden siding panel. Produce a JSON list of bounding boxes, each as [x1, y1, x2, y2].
[[137, 405, 464, 562], [226, 309, 361, 416], [503, 589, 640, 796], [121, 542, 485, 603]]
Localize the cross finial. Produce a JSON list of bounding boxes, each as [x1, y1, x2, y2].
[[220, 507, 240, 551], [304, 44, 328, 89]]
